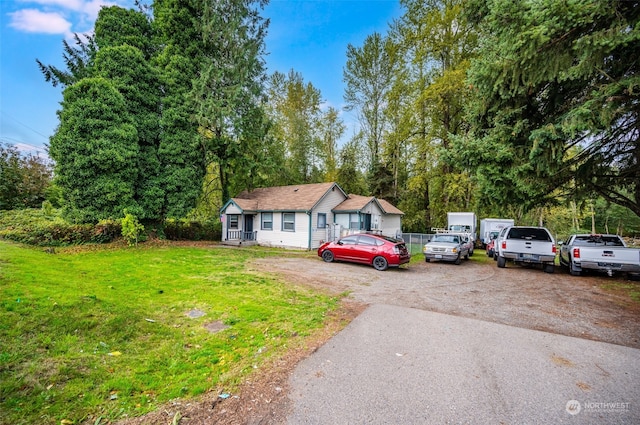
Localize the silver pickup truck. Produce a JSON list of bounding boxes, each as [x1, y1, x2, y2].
[[496, 226, 556, 273], [423, 233, 470, 265], [559, 234, 640, 278]]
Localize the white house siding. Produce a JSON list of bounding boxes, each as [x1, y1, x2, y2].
[[224, 204, 243, 215], [310, 188, 348, 249], [221, 203, 244, 241], [256, 211, 310, 249], [382, 215, 402, 238], [333, 200, 402, 238], [334, 214, 350, 230], [361, 201, 383, 231]]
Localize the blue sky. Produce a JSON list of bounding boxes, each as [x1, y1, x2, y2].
[[1, 0, 402, 157]]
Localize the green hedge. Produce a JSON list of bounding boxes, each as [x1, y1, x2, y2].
[[163, 219, 221, 241], [0, 209, 120, 246], [0, 209, 221, 246]]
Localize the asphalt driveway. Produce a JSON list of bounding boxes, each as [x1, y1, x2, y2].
[[255, 258, 640, 424], [286, 304, 640, 424]]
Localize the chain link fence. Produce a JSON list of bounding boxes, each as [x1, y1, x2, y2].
[[400, 232, 435, 256]]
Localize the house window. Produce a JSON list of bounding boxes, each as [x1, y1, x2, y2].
[[317, 213, 327, 229], [349, 213, 360, 230], [261, 212, 273, 230], [228, 215, 239, 229], [282, 212, 295, 231]]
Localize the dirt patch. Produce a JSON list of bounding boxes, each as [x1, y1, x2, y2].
[[203, 321, 229, 334], [115, 254, 640, 424], [254, 257, 640, 349]]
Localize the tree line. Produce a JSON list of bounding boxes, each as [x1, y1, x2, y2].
[[19, 0, 640, 234]]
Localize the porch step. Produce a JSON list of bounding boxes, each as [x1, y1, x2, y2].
[[221, 240, 258, 247]]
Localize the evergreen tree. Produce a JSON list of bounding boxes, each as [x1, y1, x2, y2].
[[191, 0, 270, 203], [463, 0, 640, 217], [49, 78, 139, 222]]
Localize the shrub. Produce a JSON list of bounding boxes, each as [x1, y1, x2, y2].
[[0, 209, 221, 246], [121, 213, 145, 246], [164, 219, 221, 241], [0, 209, 120, 246]]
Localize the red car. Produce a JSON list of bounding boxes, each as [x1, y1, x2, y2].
[[318, 234, 411, 271], [486, 239, 496, 258]]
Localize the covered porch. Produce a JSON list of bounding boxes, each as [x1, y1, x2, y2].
[[221, 213, 258, 246]]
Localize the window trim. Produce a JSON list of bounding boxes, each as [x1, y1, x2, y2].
[[261, 212, 273, 230], [228, 214, 239, 230], [349, 213, 360, 230], [282, 212, 295, 232], [317, 213, 327, 229]]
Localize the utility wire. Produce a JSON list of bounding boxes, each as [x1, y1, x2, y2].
[[1, 110, 51, 140]]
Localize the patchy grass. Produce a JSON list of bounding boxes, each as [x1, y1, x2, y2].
[[600, 280, 640, 303], [0, 241, 339, 425], [469, 250, 493, 264]]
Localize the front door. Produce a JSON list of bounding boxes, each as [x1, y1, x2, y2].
[[363, 214, 372, 231], [244, 215, 254, 240]]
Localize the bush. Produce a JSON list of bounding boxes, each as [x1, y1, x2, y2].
[[0, 209, 120, 246], [0, 209, 221, 246], [121, 213, 144, 246], [164, 219, 221, 241]]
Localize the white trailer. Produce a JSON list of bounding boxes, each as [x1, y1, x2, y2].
[[447, 212, 477, 242], [479, 218, 515, 247]]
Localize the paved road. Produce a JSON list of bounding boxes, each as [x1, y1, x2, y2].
[[286, 304, 640, 424]]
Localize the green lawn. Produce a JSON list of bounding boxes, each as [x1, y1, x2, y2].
[[0, 241, 339, 425]]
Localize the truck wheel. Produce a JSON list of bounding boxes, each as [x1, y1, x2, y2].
[[497, 255, 506, 268], [568, 261, 580, 276], [425, 257, 430, 263], [468, 248, 474, 257], [454, 255, 462, 265], [543, 263, 555, 274]]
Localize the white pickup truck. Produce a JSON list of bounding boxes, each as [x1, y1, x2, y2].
[[559, 234, 640, 278], [496, 226, 556, 273]]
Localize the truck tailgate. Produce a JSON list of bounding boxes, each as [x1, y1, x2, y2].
[[505, 240, 554, 256], [578, 247, 640, 265]]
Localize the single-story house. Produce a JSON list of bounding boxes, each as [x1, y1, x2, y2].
[[220, 182, 404, 250]]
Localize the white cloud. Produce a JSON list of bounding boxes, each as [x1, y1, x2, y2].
[[8, 9, 72, 36], [82, 0, 118, 20], [10, 0, 123, 37]]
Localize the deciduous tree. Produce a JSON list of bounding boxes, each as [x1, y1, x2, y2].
[[0, 144, 52, 210]]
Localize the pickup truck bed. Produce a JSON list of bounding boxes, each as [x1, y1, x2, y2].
[[497, 226, 557, 273], [559, 234, 640, 277]]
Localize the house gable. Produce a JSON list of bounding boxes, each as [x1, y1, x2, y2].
[[331, 194, 404, 238]]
